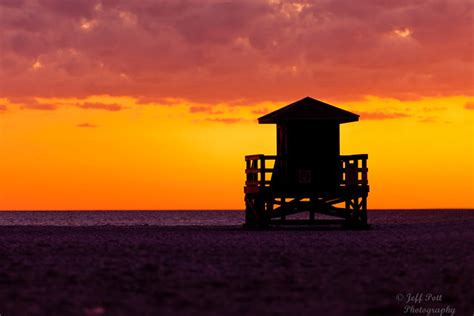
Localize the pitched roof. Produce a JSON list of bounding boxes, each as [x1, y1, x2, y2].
[[258, 96, 359, 124]]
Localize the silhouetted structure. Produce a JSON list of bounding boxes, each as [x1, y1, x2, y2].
[[244, 97, 369, 227]]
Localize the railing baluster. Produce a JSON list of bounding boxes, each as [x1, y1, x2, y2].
[[361, 157, 367, 185], [245, 154, 277, 193]]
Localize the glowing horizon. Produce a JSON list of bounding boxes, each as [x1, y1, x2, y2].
[[0, 0, 473, 210]]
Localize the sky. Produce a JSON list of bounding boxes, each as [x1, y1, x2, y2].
[[0, 0, 473, 210]]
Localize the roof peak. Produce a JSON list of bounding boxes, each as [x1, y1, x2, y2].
[[258, 97, 359, 124]]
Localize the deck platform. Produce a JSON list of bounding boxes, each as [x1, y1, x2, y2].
[[244, 154, 370, 228]]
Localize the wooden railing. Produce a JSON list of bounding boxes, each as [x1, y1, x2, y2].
[[245, 155, 277, 193], [340, 154, 368, 187], [244, 154, 368, 193]]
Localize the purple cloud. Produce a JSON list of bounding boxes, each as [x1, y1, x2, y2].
[[205, 118, 243, 124], [251, 108, 269, 115], [464, 102, 474, 110], [78, 102, 124, 111], [189, 106, 212, 113], [6, 97, 57, 110], [359, 111, 409, 120], [77, 122, 97, 128], [0, 0, 471, 104], [188, 105, 225, 114], [21, 102, 57, 110]]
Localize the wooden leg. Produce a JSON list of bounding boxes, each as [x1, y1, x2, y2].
[[360, 195, 368, 225], [281, 197, 286, 221]]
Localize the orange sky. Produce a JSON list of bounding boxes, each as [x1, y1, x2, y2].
[[0, 0, 473, 210]]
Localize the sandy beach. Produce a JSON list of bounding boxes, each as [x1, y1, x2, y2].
[[0, 210, 473, 316]]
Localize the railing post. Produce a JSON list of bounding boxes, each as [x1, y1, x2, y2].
[[246, 159, 251, 183], [252, 159, 257, 182], [260, 156, 265, 187], [281, 197, 286, 221], [361, 157, 367, 185], [340, 159, 345, 185]]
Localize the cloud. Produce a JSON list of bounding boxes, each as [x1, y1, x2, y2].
[[0, 0, 472, 103], [464, 102, 474, 110], [422, 106, 446, 112], [418, 116, 436, 123], [189, 106, 212, 113], [134, 96, 175, 105], [21, 102, 57, 110], [359, 111, 409, 120], [0, 104, 7, 111], [188, 105, 225, 114], [78, 102, 124, 111], [77, 122, 97, 128], [251, 108, 269, 115], [5, 97, 57, 110], [205, 118, 243, 124]]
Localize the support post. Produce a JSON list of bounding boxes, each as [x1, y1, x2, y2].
[[281, 197, 286, 221]]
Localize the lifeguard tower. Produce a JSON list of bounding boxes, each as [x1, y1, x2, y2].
[[244, 97, 369, 228]]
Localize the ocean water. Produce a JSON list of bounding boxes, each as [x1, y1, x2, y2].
[[0, 210, 472, 226]]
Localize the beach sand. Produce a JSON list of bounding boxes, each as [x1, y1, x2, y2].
[[0, 210, 473, 316]]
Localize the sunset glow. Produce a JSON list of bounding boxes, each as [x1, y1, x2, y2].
[[0, 0, 473, 210]]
